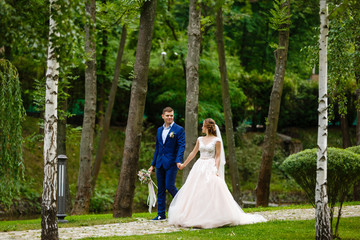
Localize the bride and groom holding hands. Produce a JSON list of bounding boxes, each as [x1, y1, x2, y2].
[[148, 107, 266, 229]]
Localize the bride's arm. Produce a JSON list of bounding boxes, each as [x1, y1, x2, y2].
[[179, 139, 200, 170], [215, 141, 221, 176]]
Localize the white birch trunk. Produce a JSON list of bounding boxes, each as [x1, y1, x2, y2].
[[41, 0, 59, 238], [316, 1, 332, 239]]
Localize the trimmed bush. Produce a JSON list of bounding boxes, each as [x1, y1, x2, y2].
[[281, 147, 360, 237], [346, 145, 360, 155], [281, 148, 360, 205]]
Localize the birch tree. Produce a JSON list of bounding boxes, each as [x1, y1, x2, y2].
[[113, 0, 157, 218], [315, 1, 332, 239], [215, 4, 242, 205], [256, 0, 291, 207], [182, 0, 201, 182], [72, 0, 97, 214], [41, 0, 59, 238]]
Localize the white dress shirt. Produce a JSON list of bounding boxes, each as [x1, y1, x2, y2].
[[162, 122, 174, 144]]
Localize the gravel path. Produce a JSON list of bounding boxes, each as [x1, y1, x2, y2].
[[1, 205, 359, 240]]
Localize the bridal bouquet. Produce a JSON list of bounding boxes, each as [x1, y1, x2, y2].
[[137, 169, 157, 213]]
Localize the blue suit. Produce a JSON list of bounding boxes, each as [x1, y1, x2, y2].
[[151, 123, 185, 217]]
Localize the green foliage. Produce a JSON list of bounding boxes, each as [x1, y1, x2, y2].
[[269, 0, 291, 32], [2, 0, 324, 130], [282, 148, 360, 206], [236, 71, 273, 127], [346, 145, 360, 155], [281, 148, 360, 234], [90, 186, 114, 213], [0, 0, 49, 60], [328, 12, 357, 121], [279, 80, 318, 128], [0, 59, 26, 208]]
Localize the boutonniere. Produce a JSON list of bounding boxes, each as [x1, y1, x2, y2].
[[169, 131, 175, 138]]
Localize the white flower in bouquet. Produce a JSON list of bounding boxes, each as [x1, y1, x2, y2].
[[137, 168, 157, 213], [137, 169, 151, 184]]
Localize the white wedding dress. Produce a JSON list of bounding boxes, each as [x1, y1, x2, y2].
[[168, 136, 267, 229]]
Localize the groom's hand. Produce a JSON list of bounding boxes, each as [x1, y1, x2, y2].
[[176, 163, 182, 170], [148, 166, 154, 173]]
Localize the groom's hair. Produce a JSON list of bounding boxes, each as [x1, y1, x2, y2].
[[162, 106, 174, 114]]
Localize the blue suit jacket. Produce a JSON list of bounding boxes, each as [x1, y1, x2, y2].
[[151, 123, 185, 170]]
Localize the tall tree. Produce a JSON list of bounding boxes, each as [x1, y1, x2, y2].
[[0, 60, 25, 207], [355, 17, 360, 202], [97, 0, 108, 130], [215, 4, 242, 206], [182, 0, 201, 182], [91, 25, 127, 192], [326, 0, 360, 201], [315, 1, 332, 239], [113, 0, 157, 218], [41, 0, 59, 238], [97, 28, 108, 130], [256, 0, 291, 207], [355, 18, 360, 146], [72, 0, 97, 215], [348, 0, 360, 201], [340, 116, 351, 148]]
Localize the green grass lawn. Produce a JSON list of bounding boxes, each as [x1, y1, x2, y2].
[[0, 213, 149, 232], [1, 206, 360, 240], [80, 217, 360, 240]]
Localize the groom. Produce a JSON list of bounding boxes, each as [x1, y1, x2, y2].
[[148, 107, 185, 220]]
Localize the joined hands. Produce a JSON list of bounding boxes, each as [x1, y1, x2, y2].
[[177, 163, 185, 170]]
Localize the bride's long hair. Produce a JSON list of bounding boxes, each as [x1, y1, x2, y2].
[[203, 118, 217, 136]]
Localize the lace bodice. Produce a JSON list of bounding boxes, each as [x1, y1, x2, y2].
[[199, 137, 220, 159]]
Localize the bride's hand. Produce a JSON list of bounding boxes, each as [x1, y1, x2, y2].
[[177, 163, 183, 170], [216, 170, 219, 176]]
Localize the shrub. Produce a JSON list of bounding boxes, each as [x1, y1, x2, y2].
[[281, 147, 360, 237], [345, 145, 360, 155], [89, 188, 114, 213]]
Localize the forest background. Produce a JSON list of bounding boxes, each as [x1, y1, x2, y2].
[[1, 0, 359, 218]]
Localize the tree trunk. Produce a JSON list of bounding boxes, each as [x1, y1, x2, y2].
[[91, 25, 127, 192], [215, 7, 242, 206], [41, 1, 59, 238], [113, 0, 157, 218], [98, 26, 108, 129], [256, 0, 290, 207], [354, 32, 360, 201], [315, 2, 332, 239], [182, 0, 201, 183], [72, 0, 97, 215], [57, 98, 72, 213], [340, 115, 351, 148]]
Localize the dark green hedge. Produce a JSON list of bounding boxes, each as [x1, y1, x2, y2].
[[281, 147, 360, 207]]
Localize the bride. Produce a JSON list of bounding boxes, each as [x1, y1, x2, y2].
[[168, 118, 267, 229]]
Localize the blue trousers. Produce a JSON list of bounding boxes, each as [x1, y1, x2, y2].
[[156, 165, 178, 216]]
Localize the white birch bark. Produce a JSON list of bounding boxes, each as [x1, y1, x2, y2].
[[316, 1, 332, 239], [41, 0, 59, 238]]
